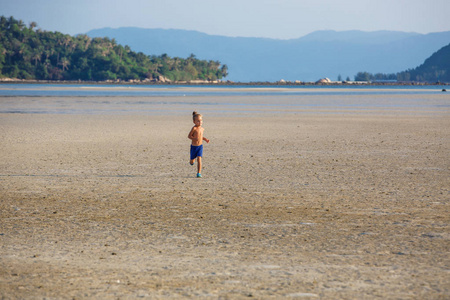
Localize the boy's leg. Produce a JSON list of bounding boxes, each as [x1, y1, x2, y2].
[[189, 145, 195, 165], [197, 156, 202, 174]]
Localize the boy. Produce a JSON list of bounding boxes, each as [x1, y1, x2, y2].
[[188, 111, 210, 178]]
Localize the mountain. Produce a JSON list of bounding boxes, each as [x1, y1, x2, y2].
[[397, 43, 450, 82], [86, 28, 450, 82], [297, 30, 420, 44]]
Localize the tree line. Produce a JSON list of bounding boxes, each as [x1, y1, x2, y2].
[[0, 16, 228, 82], [354, 43, 450, 83]]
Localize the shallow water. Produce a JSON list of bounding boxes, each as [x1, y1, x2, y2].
[[0, 84, 448, 115], [0, 83, 447, 97]]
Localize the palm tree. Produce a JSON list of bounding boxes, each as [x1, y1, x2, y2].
[[1, 16, 8, 29], [59, 57, 70, 71], [221, 64, 228, 78], [44, 59, 51, 72], [17, 20, 25, 30], [32, 49, 42, 66], [8, 16, 17, 28], [29, 21, 38, 31]]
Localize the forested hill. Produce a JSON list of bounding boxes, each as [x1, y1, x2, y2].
[[396, 43, 450, 83], [355, 43, 450, 83], [0, 16, 228, 82]]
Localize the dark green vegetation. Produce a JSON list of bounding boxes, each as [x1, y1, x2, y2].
[[355, 43, 450, 83], [0, 16, 228, 82], [88, 27, 450, 82]]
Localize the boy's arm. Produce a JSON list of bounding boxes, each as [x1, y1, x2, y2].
[[188, 127, 195, 140], [203, 137, 210, 143]]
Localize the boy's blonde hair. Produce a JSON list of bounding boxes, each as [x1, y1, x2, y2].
[[193, 111, 202, 121]]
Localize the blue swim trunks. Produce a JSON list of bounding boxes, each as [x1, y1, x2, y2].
[[190, 144, 203, 160]]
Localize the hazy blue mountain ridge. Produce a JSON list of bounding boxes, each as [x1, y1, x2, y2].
[[297, 30, 420, 44], [86, 28, 450, 82]]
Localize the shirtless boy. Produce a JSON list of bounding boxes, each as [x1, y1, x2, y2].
[[188, 111, 210, 178]]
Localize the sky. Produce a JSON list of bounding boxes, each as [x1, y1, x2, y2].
[[1, 0, 449, 39]]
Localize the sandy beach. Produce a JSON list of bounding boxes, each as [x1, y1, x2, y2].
[[1, 92, 449, 298]]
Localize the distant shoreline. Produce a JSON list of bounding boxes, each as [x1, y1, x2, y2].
[[0, 78, 448, 87]]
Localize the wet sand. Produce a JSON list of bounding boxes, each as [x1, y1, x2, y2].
[[0, 94, 449, 298]]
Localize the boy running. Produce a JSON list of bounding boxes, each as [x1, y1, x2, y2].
[[188, 111, 210, 178]]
